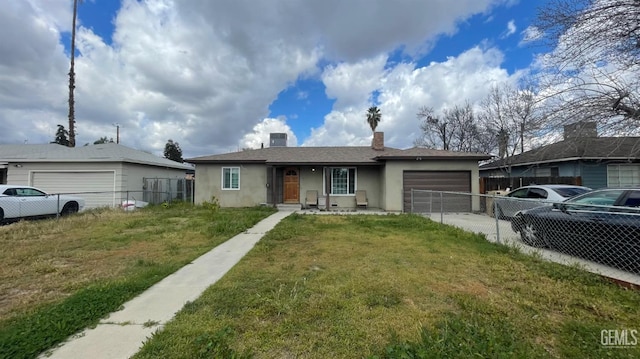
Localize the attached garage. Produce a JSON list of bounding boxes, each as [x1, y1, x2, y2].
[[31, 171, 116, 208], [403, 171, 471, 213]]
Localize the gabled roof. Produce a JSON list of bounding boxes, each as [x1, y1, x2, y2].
[[481, 137, 640, 170], [186, 146, 490, 165], [0, 143, 192, 170]]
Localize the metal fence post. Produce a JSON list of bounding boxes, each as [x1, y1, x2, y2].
[[493, 196, 501, 244], [440, 191, 444, 224], [56, 194, 60, 220], [191, 179, 195, 205], [429, 191, 433, 215], [410, 188, 414, 213]]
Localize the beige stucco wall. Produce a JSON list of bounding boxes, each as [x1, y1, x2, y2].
[[195, 164, 267, 207], [195, 161, 482, 211], [383, 160, 482, 212], [299, 166, 323, 200], [297, 166, 382, 209], [195, 164, 384, 208]]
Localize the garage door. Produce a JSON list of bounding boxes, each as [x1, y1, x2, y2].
[[403, 171, 471, 213], [31, 171, 116, 209]]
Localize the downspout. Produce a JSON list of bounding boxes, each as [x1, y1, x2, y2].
[[272, 166, 277, 208], [325, 167, 330, 210]]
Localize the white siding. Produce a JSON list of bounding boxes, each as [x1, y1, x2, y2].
[[31, 171, 116, 208]]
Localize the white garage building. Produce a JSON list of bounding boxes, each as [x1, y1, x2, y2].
[[0, 143, 192, 209]]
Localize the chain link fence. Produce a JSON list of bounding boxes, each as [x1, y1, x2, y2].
[[0, 188, 194, 224], [409, 189, 640, 283]]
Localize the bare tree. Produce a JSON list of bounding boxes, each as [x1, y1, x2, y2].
[[415, 103, 492, 152], [415, 106, 453, 150], [534, 0, 640, 133], [478, 84, 541, 159]]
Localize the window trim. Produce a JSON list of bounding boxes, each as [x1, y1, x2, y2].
[[221, 167, 240, 190], [607, 164, 640, 187], [323, 167, 357, 196]]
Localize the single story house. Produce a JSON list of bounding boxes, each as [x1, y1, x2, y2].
[[480, 123, 640, 189], [187, 133, 491, 212], [0, 143, 193, 208]]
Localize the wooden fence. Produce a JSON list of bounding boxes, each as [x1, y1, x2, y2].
[[479, 176, 582, 193]]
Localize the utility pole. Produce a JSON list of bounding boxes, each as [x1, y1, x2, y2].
[[113, 123, 120, 144], [67, 0, 80, 147]]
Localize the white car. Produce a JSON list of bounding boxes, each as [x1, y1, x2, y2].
[[0, 185, 85, 223], [494, 184, 592, 219]]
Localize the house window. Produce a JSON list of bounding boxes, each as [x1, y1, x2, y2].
[[222, 167, 240, 190], [327, 167, 356, 195], [608, 164, 640, 187]]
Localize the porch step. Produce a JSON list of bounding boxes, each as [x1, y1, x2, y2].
[[276, 204, 302, 211]]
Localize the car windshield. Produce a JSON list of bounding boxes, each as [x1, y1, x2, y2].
[[553, 187, 590, 198], [568, 189, 625, 206]]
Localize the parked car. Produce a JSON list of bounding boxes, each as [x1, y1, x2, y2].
[[0, 185, 85, 224], [512, 188, 640, 272], [494, 184, 592, 219]]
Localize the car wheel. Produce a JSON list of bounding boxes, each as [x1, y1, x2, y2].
[[511, 216, 523, 233], [520, 222, 547, 248], [61, 202, 79, 216]]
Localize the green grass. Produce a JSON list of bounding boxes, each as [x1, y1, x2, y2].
[[133, 214, 640, 359], [0, 203, 276, 359]]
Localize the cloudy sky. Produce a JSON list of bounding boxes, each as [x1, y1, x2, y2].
[[1, 0, 548, 158]]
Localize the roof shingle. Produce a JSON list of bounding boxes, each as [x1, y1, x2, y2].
[[187, 146, 491, 164], [481, 137, 640, 169], [0, 143, 192, 170]]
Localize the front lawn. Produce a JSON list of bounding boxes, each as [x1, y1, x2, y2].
[[135, 214, 639, 359], [0, 203, 276, 359]]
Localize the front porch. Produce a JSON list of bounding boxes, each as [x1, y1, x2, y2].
[[266, 165, 382, 210]]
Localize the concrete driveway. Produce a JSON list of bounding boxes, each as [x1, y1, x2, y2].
[[423, 212, 640, 286]]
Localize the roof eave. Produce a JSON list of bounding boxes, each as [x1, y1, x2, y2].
[[265, 161, 382, 166], [378, 155, 492, 161], [481, 156, 640, 170], [186, 159, 267, 164]]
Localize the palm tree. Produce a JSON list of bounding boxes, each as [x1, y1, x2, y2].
[[67, 0, 80, 147], [366, 106, 381, 133]]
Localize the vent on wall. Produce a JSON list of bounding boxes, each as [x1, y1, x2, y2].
[[270, 133, 287, 147]]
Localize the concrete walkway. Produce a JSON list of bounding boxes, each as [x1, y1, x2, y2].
[[41, 210, 295, 359]]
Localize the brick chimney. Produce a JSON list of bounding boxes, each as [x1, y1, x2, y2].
[[564, 122, 597, 140], [372, 131, 384, 151]]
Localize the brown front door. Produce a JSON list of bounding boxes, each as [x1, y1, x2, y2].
[[283, 168, 300, 203]]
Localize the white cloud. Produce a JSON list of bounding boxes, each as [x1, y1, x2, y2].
[[503, 20, 517, 38], [0, 0, 522, 158], [520, 26, 543, 45], [239, 118, 298, 150], [305, 46, 518, 149]]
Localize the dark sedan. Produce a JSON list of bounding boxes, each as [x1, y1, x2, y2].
[[511, 188, 640, 272]]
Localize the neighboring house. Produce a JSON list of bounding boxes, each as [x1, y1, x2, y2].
[[0, 143, 192, 208], [187, 132, 491, 212], [480, 124, 640, 189]]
